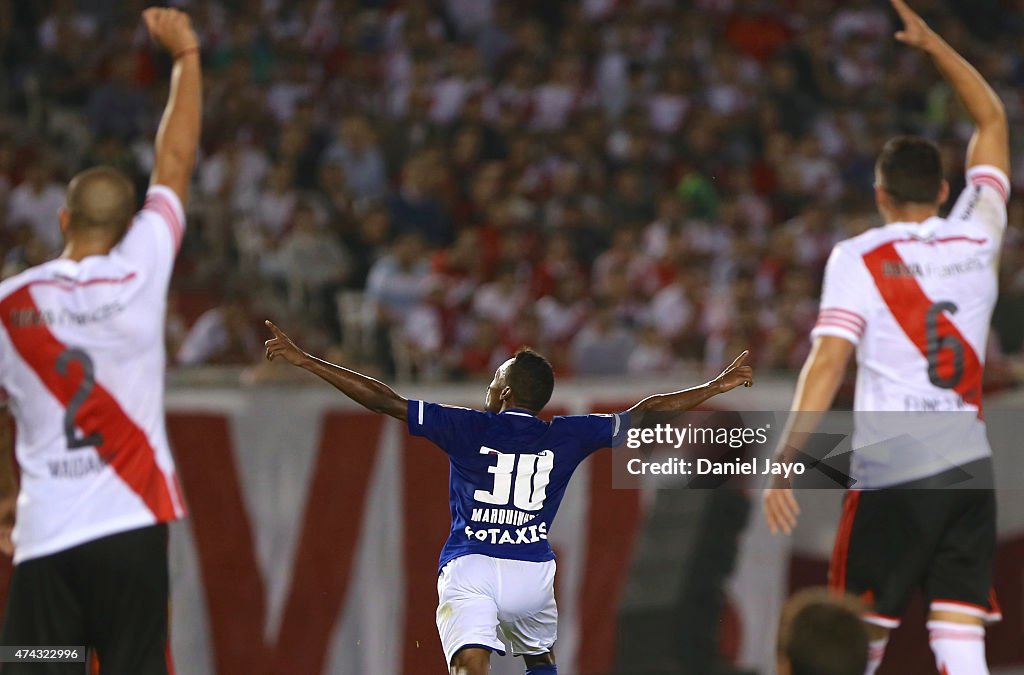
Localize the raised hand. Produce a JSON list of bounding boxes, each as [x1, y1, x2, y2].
[[714, 350, 754, 392], [142, 7, 199, 56], [264, 321, 310, 367], [892, 0, 937, 52]]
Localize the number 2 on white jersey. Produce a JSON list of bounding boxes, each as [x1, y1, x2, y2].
[[56, 347, 103, 450], [474, 448, 554, 511]]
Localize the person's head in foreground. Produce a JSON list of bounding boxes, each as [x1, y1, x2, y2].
[[874, 135, 950, 223], [777, 588, 869, 675], [485, 348, 554, 414]]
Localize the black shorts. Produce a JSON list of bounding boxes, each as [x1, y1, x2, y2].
[[0, 524, 172, 675], [829, 483, 999, 628]]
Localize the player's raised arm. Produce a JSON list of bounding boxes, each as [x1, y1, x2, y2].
[[891, 0, 1009, 176], [145, 7, 202, 204], [625, 350, 753, 426], [264, 321, 408, 421]]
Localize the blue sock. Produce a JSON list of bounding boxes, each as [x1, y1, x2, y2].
[[525, 665, 556, 675]]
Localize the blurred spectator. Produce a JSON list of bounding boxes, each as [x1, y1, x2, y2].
[[274, 202, 353, 342], [628, 324, 677, 375], [6, 160, 65, 254], [313, 160, 353, 226], [536, 276, 590, 346], [648, 66, 692, 135], [607, 168, 655, 227], [199, 133, 269, 212], [165, 292, 188, 360], [0, 0, 1020, 387], [458, 316, 504, 378], [0, 142, 13, 233], [176, 295, 260, 367], [472, 263, 527, 329], [2, 225, 52, 278], [570, 301, 635, 376], [388, 153, 452, 246], [87, 59, 148, 140], [365, 232, 430, 375], [400, 277, 450, 381], [532, 56, 587, 132], [254, 163, 298, 244], [324, 114, 388, 201], [592, 228, 654, 296], [348, 204, 393, 288], [648, 260, 699, 344], [531, 232, 585, 299]]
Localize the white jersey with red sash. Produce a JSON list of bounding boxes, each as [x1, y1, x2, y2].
[[0, 185, 187, 563], [811, 166, 1009, 488]]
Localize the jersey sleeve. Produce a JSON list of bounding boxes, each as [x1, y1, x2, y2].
[[407, 399, 485, 455], [115, 185, 186, 281], [559, 412, 631, 456], [810, 244, 872, 346], [948, 165, 1010, 240]]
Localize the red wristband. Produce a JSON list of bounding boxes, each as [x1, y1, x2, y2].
[[173, 46, 200, 60]]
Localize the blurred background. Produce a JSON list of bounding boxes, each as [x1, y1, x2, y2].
[[1, 0, 1023, 381], [0, 0, 1023, 673]]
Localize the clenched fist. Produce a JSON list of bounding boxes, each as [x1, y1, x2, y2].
[[142, 7, 199, 56]]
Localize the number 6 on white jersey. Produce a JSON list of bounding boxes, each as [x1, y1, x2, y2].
[[474, 447, 554, 511]]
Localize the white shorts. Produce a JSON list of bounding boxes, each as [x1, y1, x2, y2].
[[436, 554, 557, 666]]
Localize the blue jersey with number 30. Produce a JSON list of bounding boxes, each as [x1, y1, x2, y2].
[[407, 400, 629, 571]]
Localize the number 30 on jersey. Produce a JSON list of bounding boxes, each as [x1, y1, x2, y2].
[[474, 448, 554, 512]]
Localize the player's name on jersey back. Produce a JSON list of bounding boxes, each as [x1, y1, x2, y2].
[[6, 302, 126, 328]]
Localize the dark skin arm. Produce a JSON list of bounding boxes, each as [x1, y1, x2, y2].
[[266, 322, 753, 424], [625, 350, 754, 426], [264, 321, 408, 420]]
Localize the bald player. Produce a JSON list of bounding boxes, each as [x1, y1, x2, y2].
[[0, 8, 200, 674]]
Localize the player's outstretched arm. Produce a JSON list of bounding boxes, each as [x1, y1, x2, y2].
[[264, 321, 408, 421], [0, 408, 16, 556], [145, 7, 202, 204], [625, 350, 753, 426], [891, 0, 1009, 175]]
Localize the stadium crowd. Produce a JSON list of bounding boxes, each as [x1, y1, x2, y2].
[[1, 0, 1023, 382]]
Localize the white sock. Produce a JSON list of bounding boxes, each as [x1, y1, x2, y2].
[[865, 637, 888, 675], [927, 621, 988, 675]]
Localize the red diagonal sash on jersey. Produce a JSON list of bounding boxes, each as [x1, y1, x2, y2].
[[0, 285, 177, 520], [861, 242, 983, 410]]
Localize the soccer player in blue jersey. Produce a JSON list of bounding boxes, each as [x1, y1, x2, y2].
[[264, 320, 753, 675]]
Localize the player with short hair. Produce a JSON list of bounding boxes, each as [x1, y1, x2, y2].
[[0, 8, 201, 673], [264, 322, 753, 675], [763, 2, 1009, 674], [777, 588, 869, 675]]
